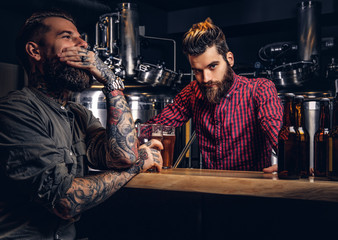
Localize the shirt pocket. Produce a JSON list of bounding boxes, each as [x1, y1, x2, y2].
[[63, 147, 77, 175]]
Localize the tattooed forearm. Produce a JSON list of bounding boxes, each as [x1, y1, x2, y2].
[[93, 55, 114, 84], [105, 90, 138, 167], [54, 160, 144, 219]]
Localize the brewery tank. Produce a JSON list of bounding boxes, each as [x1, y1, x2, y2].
[[72, 83, 176, 127], [118, 3, 140, 80]]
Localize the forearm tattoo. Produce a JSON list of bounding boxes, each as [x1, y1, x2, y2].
[[93, 55, 114, 84], [105, 89, 138, 166], [55, 160, 144, 219]]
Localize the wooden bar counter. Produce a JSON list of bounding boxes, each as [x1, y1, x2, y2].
[[77, 168, 338, 240], [125, 168, 338, 203]]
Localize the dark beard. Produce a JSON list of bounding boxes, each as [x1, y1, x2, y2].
[[43, 57, 93, 92], [199, 64, 234, 104]]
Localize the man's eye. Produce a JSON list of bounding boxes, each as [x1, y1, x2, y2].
[[62, 35, 71, 39], [210, 64, 217, 69]]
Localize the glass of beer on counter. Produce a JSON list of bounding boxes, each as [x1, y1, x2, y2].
[[162, 126, 176, 169], [151, 124, 163, 142], [137, 124, 151, 145], [137, 124, 163, 144]]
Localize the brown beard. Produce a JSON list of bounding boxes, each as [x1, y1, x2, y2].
[[199, 62, 234, 104], [42, 56, 93, 92]]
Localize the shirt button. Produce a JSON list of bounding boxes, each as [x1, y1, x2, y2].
[[70, 152, 73, 156]]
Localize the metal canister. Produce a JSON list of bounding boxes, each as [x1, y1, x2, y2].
[[299, 92, 332, 170]]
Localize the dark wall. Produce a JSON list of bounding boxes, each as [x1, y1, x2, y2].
[[0, 0, 167, 65], [1, 0, 338, 92], [166, 0, 338, 71]]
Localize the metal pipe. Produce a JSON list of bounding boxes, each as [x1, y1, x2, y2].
[[173, 131, 196, 168], [109, 16, 114, 55], [95, 22, 99, 48], [142, 35, 176, 72]]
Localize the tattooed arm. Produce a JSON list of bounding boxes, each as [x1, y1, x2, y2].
[[100, 88, 138, 168], [53, 139, 163, 220], [59, 47, 137, 168]]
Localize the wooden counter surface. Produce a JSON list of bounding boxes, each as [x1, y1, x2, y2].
[[80, 168, 338, 239], [125, 168, 338, 203]]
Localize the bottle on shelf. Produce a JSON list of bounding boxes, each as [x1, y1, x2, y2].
[[329, 94, 338, 180], [314, 98, 330, 178], [294, 95, 310, 178], [278, 93, 299, 179]]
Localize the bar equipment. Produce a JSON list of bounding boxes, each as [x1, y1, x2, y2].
[[257, 1, 322, 89], [74, 2, 181, 125]]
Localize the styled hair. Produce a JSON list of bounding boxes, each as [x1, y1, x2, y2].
[[15, 9, 75, 75], [182, 18, 229, 60]]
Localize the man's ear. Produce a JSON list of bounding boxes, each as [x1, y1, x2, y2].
[[25, 41, 41, 61], [226, 51, 234, 67]]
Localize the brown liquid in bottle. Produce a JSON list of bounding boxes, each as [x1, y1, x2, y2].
[[294, 95, 310, 178], [330, 96, 338, 180], [278, 93, 299, 179], [314, 98, 330, 178]]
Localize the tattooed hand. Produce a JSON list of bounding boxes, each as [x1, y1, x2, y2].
[[138, 139, 163, 172], [58, 46, 122, 88]]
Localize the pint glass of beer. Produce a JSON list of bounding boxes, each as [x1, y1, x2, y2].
[[162, 126, 176, 169], [137, 124, 163, 144], [151, 124, 163, 142], [137, 124, 152, 145]]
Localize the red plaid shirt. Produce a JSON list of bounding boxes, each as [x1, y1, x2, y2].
[[147, 73, 283, 170]]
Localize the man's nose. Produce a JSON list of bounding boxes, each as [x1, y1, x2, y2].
[[202, 70, 212, 83], [75, 37, 88, 49]]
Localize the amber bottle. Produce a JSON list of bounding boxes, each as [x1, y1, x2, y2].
[[278, 93, 299, 179], [294, 95, 310, 178], [329, 96, 338, 180], [314, 98, 330, 178]]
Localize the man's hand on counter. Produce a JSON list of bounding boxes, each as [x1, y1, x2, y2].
[[138, 139, 163, 172], [262, 164, 277, 173]]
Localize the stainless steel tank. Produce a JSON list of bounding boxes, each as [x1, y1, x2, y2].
[[297, 1, 321, 62], [302, 92, 333, 171], [72, 85, 108, 126], [118, 3, 140, 79], [72, 84, 176, 127]]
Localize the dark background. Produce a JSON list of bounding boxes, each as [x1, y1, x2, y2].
[[1, 0, 338, 79], [0, 0, 337, 167]]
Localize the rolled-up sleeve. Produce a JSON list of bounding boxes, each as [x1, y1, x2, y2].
[[147, 82, 194, 126], [254, 79, 283, 150]]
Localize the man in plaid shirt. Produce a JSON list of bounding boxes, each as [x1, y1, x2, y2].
[[147, 18, 283, 172]]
